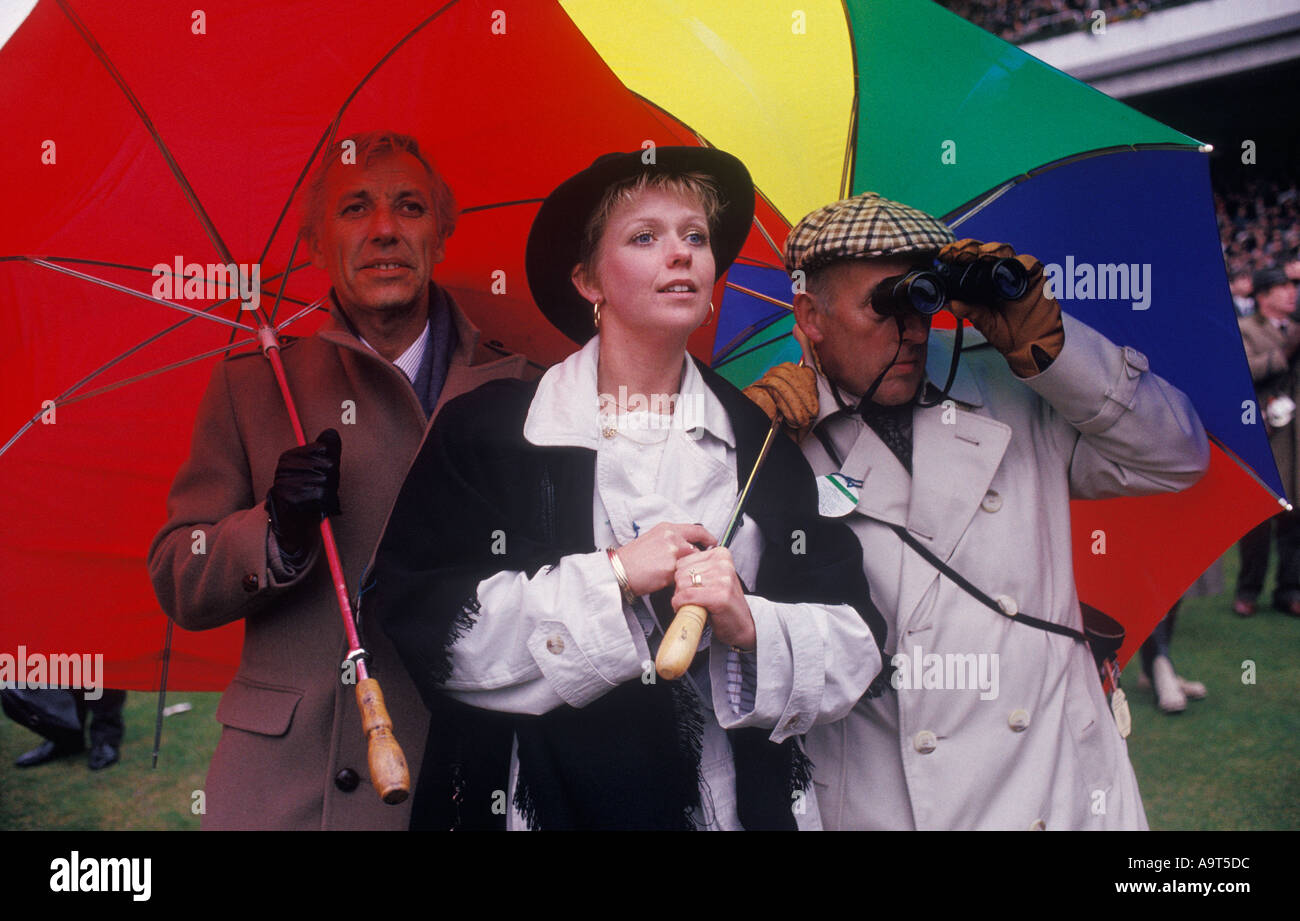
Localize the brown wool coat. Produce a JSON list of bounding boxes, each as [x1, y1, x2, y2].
[[148, 293, 527, 829], [1239, 313, 1300, 500]]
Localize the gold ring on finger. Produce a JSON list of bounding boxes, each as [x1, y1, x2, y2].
[[690, 569, 703, 587]]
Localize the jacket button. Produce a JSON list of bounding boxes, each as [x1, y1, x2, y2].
[[334, 768, 360, 792], [913, 730, 937, 754], [980, 489, 1003, 513], [1030, 818, 1046, 830], [996, 594, 1018, 616], [1008, 709, 1031, 732], [241, 573, 259, 593], [546, 635, 565, 655]]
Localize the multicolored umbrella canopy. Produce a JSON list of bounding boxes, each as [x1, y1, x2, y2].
[[0, 0, 1278, 689], [0, 0, 768, 689], [564, 0, 1281, 662]]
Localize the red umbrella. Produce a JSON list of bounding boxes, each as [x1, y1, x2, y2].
[[0, 0, 791, 692]]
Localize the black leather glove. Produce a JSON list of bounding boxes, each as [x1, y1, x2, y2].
[[265, 428, 342, 564]]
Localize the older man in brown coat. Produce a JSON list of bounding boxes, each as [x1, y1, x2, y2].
[[149, 132, 528, 829], [1235, 265, 1300, 617]]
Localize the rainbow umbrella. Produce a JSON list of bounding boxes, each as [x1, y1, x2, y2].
[[0, 0, 1277, 693], [561, 0, 1281, 662], [0, 0, 778, 691]]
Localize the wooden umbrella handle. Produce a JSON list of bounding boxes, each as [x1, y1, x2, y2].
[[355, 678, 410, 804], [655, 603, 709, 680]]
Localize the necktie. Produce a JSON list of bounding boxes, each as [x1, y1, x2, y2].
[[859, 401, 914, 474]]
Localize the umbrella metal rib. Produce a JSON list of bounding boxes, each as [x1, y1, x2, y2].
[[275, 296, 330, 333], [0, 266, 323, 461], [48, 337, 263, 410], [714, 328, 793, 371], [944, 143, 1205, 226], [1206, 431, 1292, 511], [0, 255, 315, 310], [725, 280, 793, 312], [55, 0, 236, 267], [746, 210, 786, 265], [27, 258, 253, 332], [4, 257, 313, 415], [257, 0, 462, 272]]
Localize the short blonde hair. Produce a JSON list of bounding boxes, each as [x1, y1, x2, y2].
[[575, 171, 725, 276]]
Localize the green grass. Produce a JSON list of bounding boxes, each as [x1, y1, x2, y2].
[[1, 551, 1296, 829], [1121, 550, 1300, 830], [0, 691, 220, 830]]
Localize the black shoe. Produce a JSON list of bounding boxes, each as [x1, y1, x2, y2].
[[15, 739, 83, 768], [87, 742, 120, 771]]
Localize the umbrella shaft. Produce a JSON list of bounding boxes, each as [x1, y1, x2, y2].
[[260, 328, 367, 667]]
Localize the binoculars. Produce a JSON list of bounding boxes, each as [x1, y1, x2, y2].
[[871, 257, 1029, 317]]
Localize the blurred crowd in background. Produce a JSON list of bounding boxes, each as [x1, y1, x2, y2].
[[937, 0, 1191, 44], [937, 0, 1300, 310], [1218, 174, 1300, 309]]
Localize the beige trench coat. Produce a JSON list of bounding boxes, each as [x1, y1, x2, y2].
[[802, 314, 1208, 830]]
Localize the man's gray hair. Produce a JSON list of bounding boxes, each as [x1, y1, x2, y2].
[[299, 131, 457, 246]]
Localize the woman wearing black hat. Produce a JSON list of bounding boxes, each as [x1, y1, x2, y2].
[[372, 148, 884, 830]]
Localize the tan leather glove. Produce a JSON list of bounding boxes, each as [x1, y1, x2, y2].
[[938, 239, 1064, 378], [743, 362, 818, 441]]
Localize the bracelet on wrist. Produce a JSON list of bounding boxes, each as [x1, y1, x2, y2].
[[605, 547, 638, 606]]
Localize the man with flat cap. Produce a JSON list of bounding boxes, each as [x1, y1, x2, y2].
[[743, 191, 1209, 830], [1234, 264, 1300, 618]]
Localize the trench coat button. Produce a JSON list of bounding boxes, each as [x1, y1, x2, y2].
[[1008, 709, 1031, 732], [334, 768, 360, 792], [241, 573, 259, 593], [980, 489, 1003, 513], [546, 635, 565, 655], [995, 594, 1018, 616], [913, 730, 937, 754], [1030, 818, 1046, 831]]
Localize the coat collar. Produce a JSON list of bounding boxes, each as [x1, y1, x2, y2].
[[1243, 311, 1285, 340], [319, 282, 483, 366], [806, 325, 988, 435], [523, 335, 737, 452], [808, 326, 1010, 561]]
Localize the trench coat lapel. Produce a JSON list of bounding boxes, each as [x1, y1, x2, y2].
[[908, 403, 1010, 559], [896, 340, 1011, 629], [847, 425, 910, 528], [317, 284, 528, 424]]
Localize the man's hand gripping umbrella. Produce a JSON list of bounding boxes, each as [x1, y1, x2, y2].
[[252, 311, 410, 805]]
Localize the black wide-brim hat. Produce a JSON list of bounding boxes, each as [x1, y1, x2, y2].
[[525, 147, 754, 345]]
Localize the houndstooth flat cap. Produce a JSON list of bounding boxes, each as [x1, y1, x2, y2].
[[783, 191, 955, 275]]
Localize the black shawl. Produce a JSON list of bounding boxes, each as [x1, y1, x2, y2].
[[370, 358, 884, 830]]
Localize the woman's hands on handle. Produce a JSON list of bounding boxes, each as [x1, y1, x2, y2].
[[615, 521, 714, 596], [612, 521, 756, 653]]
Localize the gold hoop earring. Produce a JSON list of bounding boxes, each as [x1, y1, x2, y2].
[[592, 300, 601, 329], [700, 301, 715, 328]]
